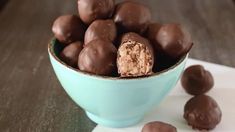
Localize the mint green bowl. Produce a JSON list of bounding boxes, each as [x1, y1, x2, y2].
[[48, 39, 188, 128]]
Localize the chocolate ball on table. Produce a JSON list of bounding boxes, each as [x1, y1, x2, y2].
[[52, 15, 85, 44], [60, 41, 83, 68], [181, 65, 214, 95], [184, 95, 222, 130], [113, 1, 151, 34], [142, 121, 177, 132], [77, 0, 115, 25], [78, 39, 117, 76], [117, 32, 154, 77], [84, 19, 117, 45], [156, 23, 193, 59]]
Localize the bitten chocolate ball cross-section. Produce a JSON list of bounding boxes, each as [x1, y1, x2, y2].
[[142, 121, 177, 132], [52, 15, 85, 44], [184, 95, 222, 130], [78, 39, 117, 76], [117, 32, 154, 77], [181, 65, 214, 95]]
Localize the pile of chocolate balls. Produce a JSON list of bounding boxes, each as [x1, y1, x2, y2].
[[52, 0, 193, 78], [52, 0, 222, 131]]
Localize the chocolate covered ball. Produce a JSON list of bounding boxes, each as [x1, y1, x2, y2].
[[181, 65, 214, 95], [142, 121, 177, 132], [117, 32, 154, 77], [60, 41, 83, 68], [77, 0, 115, 25], [147, 23, 162, 46], [84, 19, 117, 45], [78, 39, 117, 76], [113, 1, 151, 34], [184, 95, 222, 130], [156, 24, 193, 59], [52, 15, 85, 44]]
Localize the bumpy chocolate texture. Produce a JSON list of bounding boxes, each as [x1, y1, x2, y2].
[[113, 1, 151, 34], [156, 23, 193, 59], [84, 19, 117, 45], [181, 65, 214, 95], [60, 41, 83, 68], [77, 0, 115, 25], [78, 39, 117, 76], [52, 15, 85, 44], [184, 95, 222, 130], [117, 32, 154, 77], [142, 121, 177, 132]]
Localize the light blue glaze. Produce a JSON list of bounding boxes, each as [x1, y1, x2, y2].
[[48, 39, 188, 128]]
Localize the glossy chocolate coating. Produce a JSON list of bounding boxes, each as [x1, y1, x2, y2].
[[77, 0, 115, 25], [147, 23, 162, 47], [60, 41, 83, 68], [181, 65, 214, 95], [117, 32, 154, 77], [184, 95, 222, 130], [52, 15, 85, 44], [142, 121, 177, 132], [113, 1, 151, 34], [84, 19, 117, 45], [78, 39, 117, 76], [156, 23, 193, 59]]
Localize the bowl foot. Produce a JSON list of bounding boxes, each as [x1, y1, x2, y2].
[[85, 111, 143, 128]]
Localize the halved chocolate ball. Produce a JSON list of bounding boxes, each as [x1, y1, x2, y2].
[[78, 39, 117, 76], [52, 15, 85, 44], [181, 65, 214, 95], [156, 23, 193, 59], [60, 41, 83, 68], [84, 19, 117, 45], [77, 0, 115, 25], [142, 121, 177, 132], [184, 95, 222, 130], [113, 1, 151, 34], [117, 32, 154, 77]]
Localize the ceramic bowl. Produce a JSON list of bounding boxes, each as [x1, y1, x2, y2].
[[48, 38, 188, 128]]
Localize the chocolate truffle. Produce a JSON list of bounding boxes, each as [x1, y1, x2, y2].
[[84, 19, 117, 45], [78, 39, 117, 76], [181, 65, 214, 95], [60, 41, 83, 68], [156, 24, 193, 59], [147, 23, 162, 46], [52, 15, 85, 44], [77, 0, 115, 24], [184, 95, 222, 130], [117, 32, 154, 77], [113, 1, 151, 34], [142, 121, 177, 132]]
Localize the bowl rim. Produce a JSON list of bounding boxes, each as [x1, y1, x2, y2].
[[48, 38, 188, 80]]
